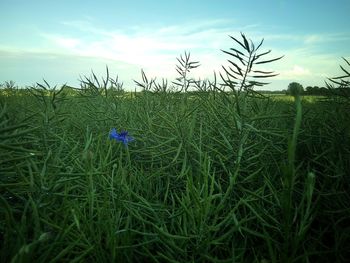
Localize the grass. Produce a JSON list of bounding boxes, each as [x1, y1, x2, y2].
[[269, 95, 327, 103], [1, 33, 349, 262], [1, 84, 349, 263]]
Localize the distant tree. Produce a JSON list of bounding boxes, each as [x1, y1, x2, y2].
[[287, 82, 304, 97], [306, 86, 313, 94], [313, 86, 320, 95], [319, 87, 328, 95]]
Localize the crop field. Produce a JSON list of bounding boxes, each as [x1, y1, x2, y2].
[[1, 35, 350, 262]]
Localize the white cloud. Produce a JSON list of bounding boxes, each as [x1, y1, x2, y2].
[[41, 34, 81, 49], [55, 37, 80, 48], [3, 18, 348, 90], [303, 33, 350, 44], [284, 65, 311, 77], [304, 34, 323, 44], [43, 20, 233, 77]]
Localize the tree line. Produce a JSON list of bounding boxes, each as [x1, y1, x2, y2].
[[285, 82, 350, 97]]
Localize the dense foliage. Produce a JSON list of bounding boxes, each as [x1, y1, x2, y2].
[[1, 35, 350, 263], [287, 82, 304, 97]]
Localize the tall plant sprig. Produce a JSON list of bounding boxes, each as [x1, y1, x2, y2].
[[326, 57, 350, 101], [215, 33, 283, 211], [220, 33, 283, 114], [27, 80, 67, 112], [327, 57, 350, 87], [218, 33, 283, 135], [134, 69, 156, 92], [172, 51, 200, 92]]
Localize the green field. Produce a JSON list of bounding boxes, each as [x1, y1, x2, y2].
[[1, 33, 350, 262], [1, 84, 349, 262]]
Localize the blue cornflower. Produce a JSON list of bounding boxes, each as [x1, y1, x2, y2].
[[109, 128, 134, 146]]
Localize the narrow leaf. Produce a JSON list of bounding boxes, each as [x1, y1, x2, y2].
[[255, 38, 264, 51], [222, 50, 246, 66], [253, 50, 272, 63], [342, 57, 350, 66], [252, 70, 275, 74], [340, 65, 350, 76], [229, 35, 247, 51], [228, 66, 242, 76], [229, 47, 245, 56], [252, 73, 279, 78], [248, 80, 270, 86], [222, 66, 240, 80], [329, 75, 349, 80], [228, 60, 243, 76], [241, 32, 251, 53], [255, 55, 284, 64]]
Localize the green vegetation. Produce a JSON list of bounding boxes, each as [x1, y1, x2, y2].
[[286, 82, 304, 97], [1, 34, 350, 263]]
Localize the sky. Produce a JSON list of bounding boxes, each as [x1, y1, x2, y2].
[[0, 0, 349, 91]]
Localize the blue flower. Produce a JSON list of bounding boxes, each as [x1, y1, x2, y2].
[[109, 128, 134, 146]]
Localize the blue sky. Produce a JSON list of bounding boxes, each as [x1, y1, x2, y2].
[[0, 0, 349, 90]]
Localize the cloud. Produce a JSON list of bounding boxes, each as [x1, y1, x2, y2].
[[42, 19, 234, 78], [56, 38, 80, 49], [2, 18, 348, 90], [304, 34, 323, 44], [282, 65, 311, 77], [0, 48, 139, 87], [304, 33, 350, 44], [37, 33, 82, 51], [49, 35, 81, 49]]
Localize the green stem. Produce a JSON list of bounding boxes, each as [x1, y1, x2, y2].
[[282, 94, 302, 262]]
